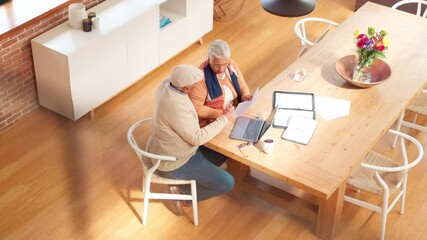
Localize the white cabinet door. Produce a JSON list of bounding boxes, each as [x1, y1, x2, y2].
[[68, 27, 127, 120], [126, 5, 159, 82], [187, 0, 213, 42], [158, 0, 189, 64]]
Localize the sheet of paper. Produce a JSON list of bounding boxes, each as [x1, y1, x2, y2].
[[233, 87, 259, 118], [281, 115, 318, 145], [273, 109, 315, 128], [315, 96, 351, 120], [274, 92, 313, 110]]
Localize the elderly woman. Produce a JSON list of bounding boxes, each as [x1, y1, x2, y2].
[[188, 39, 252, 127]]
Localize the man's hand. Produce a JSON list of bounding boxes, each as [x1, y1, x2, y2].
[[241, 94, 253, 102], [223, 104, 235, 120]]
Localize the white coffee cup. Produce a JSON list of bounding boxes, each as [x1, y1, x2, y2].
[[262, 138, 275, 154], [91, 17, 100, 29]]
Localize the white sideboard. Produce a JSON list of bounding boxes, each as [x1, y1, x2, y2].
[[31, 0, 213, 120]]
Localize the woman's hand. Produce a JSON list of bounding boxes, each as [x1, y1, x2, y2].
[[241, 94, 253, 102]]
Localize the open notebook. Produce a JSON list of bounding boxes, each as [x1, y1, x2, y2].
[[281, 115, 318, 145], [272, 91, 315, 128]]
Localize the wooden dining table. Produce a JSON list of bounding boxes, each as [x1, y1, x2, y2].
[[205, 2, 427, 239]]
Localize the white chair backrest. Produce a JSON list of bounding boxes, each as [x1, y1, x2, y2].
[[127, 118, 176, 177], [392, 0, 427, 18], [294, 17, 339, 47], [362, 129, 423, 174]]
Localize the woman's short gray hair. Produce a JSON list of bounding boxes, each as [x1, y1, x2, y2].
[[208, 39, 231, 59]]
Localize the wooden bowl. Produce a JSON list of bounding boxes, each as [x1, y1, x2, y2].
[[335, 55, 391, 88]]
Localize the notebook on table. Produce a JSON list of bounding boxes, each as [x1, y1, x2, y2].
[[272, 91, 316, 128], [230, 107, 277, 143]]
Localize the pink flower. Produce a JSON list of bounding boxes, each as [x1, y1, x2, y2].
[[356, 34, 368, 48], [374, 41, 385, 51]]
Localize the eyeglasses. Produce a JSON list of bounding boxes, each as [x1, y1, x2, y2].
[[212, 63, 228, 68], [209, 58, 229, 69]]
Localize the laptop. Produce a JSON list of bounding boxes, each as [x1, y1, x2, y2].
[[230, 107, 277, 143]]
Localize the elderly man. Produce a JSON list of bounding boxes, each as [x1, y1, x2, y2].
[[147, 65, 235, 215], [189, 39, 252, 127]]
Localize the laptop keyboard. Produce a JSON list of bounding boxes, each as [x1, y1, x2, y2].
[[243, 119, 263, 140]]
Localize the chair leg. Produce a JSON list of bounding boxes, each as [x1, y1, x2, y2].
[[191, 181, 198, 226], [380, 193, 389, 240], [411, 111, 421, 124], [400, 176, 407, 215], [392, 112, 405, 148], [142, 181, 151, 225]]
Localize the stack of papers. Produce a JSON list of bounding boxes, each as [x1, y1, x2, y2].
[[315, 96, 350, 120], [233, 88, 259, 118], [281, 115, 318, 145]]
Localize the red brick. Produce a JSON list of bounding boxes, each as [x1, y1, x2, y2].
[[0, 47, 11, 57], [2, 37, 18, 48], [19, 82, 34, 94], [0, 112, 12, 122], [22, 103, 37, 114], [12, 50, 30, 62], [21, 71, 34, 81], [1, 69, 14, 80], [0, 101, 11, 111], [6, 112, 22, 124], [18, 29, 35, 41], [5, 60, 23, 73], [21, 43, 31, 51], [6, 72, 22, 82], [11, 40, 28, 51], [23, 75, 36, 85], [49, 15, 62, 25], [3, 49, 20, 61]]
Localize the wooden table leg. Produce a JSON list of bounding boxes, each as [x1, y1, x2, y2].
[[226, 158, 250, 197], [315, 182, 346, 240]]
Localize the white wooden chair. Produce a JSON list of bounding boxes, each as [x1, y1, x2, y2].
[[392, 0, 427, 18], [391, 1, 427, 148], [127, 118, 198, 226], [392, 90, 427, 148], [294, 17, 338, 59], [344, 129, 424, 240]]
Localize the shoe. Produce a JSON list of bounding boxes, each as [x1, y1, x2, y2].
[[168, 185, 185, 216]]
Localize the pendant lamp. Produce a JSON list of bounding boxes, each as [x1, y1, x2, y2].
[[260, 0, 316, 17]]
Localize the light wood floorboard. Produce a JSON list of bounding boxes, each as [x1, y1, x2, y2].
[[1, 0, 426, 239]]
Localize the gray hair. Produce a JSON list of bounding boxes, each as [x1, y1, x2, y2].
[[208, 39, 231, 59]]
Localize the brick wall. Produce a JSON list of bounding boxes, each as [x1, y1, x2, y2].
[[0, 0, 105, 133]]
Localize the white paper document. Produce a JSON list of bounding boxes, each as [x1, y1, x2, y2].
[[233, 87, 259, 118], [281, 115, 318, 145], [273, 109, 315, 128], [315, 96, 351, 120]]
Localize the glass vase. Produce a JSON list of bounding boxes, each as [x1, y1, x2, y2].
[[352, 65, 372, 83]]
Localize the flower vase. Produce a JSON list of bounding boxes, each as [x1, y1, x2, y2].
[[352, 65, 372, 83]]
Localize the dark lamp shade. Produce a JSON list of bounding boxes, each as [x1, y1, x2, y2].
[[260, 0, 316, 17]]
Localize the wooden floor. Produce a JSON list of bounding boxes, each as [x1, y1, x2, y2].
[[1, 0, 426, 239]]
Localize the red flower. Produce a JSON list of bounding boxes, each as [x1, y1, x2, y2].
[[356, 34, 368, 48], [374, 41, 385, 51]]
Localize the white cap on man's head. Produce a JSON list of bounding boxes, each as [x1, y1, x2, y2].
[[170, 65, 204, 88]]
